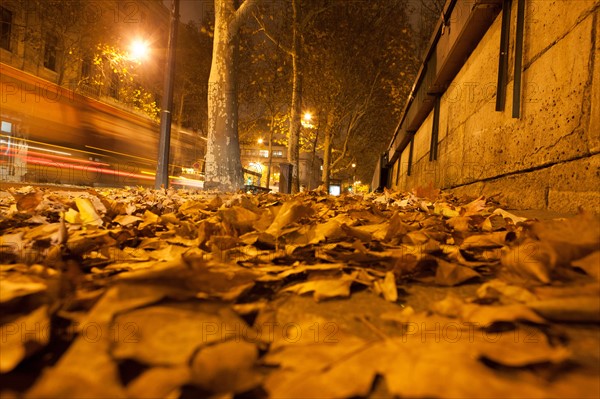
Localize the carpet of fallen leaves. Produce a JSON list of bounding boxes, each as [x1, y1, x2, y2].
[[1, 186, 599, 398]]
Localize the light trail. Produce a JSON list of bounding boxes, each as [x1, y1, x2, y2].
[[0, 146, 110, 166], [24, 157, 155, 181], [85, 145, 155, 163]]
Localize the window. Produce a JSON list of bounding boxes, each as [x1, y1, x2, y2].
[[0, 6, 12, 51], [259, 149, 269, 158], [1, 121, 11, 133], [272, 150, 283, 157], [81, 57, 92, 79], [43, 34, 58, 71], [108, 70, 119, 98]]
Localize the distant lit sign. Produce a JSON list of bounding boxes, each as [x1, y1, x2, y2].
[[329, 184, 341, 196], [1, 121, 12, 133]]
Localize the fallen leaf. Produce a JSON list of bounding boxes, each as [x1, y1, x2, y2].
[[111, 303, 249, 366], [265, 200, 314, 236], [190, 340, 262, 394], [431, 295, 546, 325], [500, 239, 556, 284], [461, 231, 515, 249], [0, 276, 47, 303], [282, 272, 356, 302], [434, 258, 480, 286], [373, 271, 398, 302], [112, 214, 143, 226], [1, 306, 49, 373], [571, 251, 600, 280], [126, 366, 190, 399], [493, 208, 528, 224], [75, 198, 103, 227], [15, 191, 44, 212], [527, 297, 600, 322], [476, 279, 539, 304], [531, 212, 600, 264]]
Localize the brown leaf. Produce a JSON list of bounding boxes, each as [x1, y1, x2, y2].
[[219, 206, 260, 234], [461, 231, 515, 249], [0, 305, 49, 373], [434, 259, 480, 286], [476, 279, 538, 304], [531, 212, 600, 264], [16, 190, 44, 212], [111, 303, 248, 366], [446, 216, 472, 232], [571, 251, 600, 280], [126, 366, 190, 399], [527, 297, 600, 322], [266, 200, 314, 236], [282, 272, 356, 302], [431, 295, 546, 325], [500, 239, 556, 284], [112, 214, 143, 226], [190, 340, 262, 394], [0, 275, 47, 304], [461, 196, 487, 216], [372, 271, 398, 302]]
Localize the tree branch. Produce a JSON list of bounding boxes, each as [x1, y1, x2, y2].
[[229, 0, 262, 37], [253, 14, 294, 56]]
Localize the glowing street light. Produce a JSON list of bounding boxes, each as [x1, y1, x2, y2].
[[257, 138, 264, 144], [301, 112, 314, 128], [352, 163, 356, 168], [129, 39, 150, 61]]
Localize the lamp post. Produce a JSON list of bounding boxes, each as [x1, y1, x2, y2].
[[155, 0, 179, 189]]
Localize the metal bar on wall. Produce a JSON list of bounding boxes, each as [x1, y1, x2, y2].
[[407, 133, 415, 176], [429, 96, 441, 161], [496, 0, 511, 112], [512, 0, 525, 118]]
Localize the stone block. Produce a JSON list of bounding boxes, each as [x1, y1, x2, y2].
[[524, 0, 598, 65]]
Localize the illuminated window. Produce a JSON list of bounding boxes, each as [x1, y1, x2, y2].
[[259, 149, 269, 157], [0, 6, 12, 51], [273, 150, 283, 157]]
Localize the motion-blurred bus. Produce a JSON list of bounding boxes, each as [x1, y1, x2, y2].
[[0, 63, 204, 188]]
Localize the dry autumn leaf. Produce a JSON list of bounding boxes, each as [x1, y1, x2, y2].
[[0, 305, 49, 373]]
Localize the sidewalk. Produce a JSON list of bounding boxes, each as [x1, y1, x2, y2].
[[1, 187, 598, 398]]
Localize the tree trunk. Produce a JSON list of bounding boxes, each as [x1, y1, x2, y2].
[[321, 111, 335, 189], [310, 124, 319, 189], [288, 0, 302, 193], [170, 91, 186, 176], [266, 114, 274, 189], [204, 0, 244, 191]]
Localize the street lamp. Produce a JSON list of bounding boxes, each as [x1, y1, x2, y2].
[[155, 0, 180, 189], [129, 39, 149, 62], [301, 112, 314, 128], [257, 138, 264, 144]]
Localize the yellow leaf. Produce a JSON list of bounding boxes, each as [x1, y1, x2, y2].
[[75, 198, 103, 226]]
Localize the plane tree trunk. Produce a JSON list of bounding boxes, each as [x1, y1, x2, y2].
[[204, 0, 259, 191]]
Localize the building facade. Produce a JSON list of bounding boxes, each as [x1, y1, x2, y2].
[[240, 141, 322, 192]]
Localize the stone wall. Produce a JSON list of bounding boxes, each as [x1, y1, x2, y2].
[[390, 0, 599, 213]]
